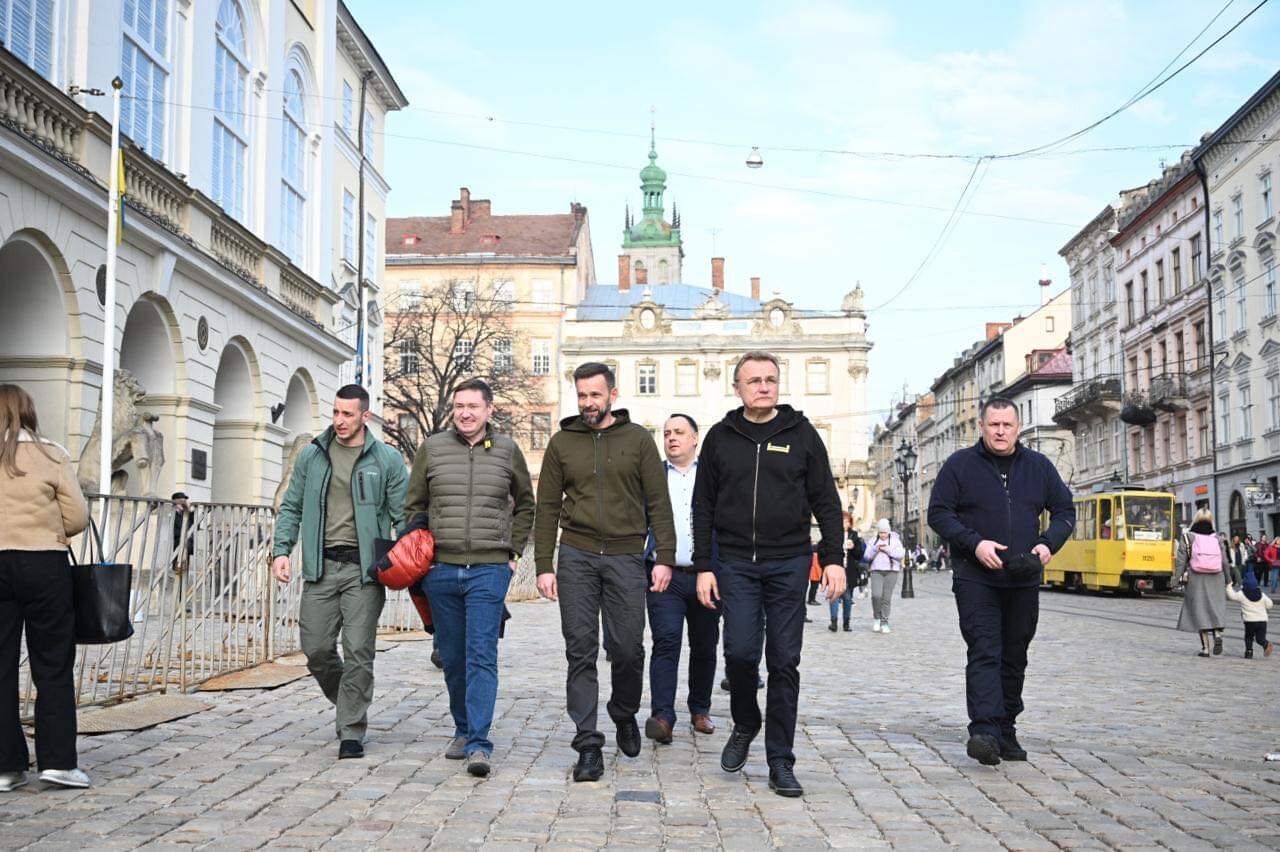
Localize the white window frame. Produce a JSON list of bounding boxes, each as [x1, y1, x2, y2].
[[531, 278, 553, 308], [212, 0, 250, 220], [0, 0, 55, 80], [494, 337, 513, 373], [362, 109, 374, 156], [531, 340, 551, 375], [675, 361, 698, 396], [1214, 209, 1224, 247], [342, 190, 355, 265], [452, 281, 476, 313], [1263, 172, 1274, 221], [280, 63, 308, 265], [493, 279, 515, 308], [120, 0, 170, 159], [341, 80, 354, 135], [1241, 384, 1254, 441], [398, 280, 422, 311], [1232, 195, 1244, 239], [1219, 391, 1231, 444], [1235, 274, 1247, 332], [364, 212, 377, 273], [1266, 258, 1277, 318], [397, 339, 419, 375], [452, 338, 474, 371], [805, 359, 830, 395], [1267, 374, 1280, 432], [637, 363, 657, 396]]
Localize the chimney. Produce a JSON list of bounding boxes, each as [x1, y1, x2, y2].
[[711, 257, 725, 290], [635, 262, 648, 286], [750, 276, 761, 301], [618, 254, 631, 292], [1038, 263, 1052, 306], [450, 187, 471, 234], [985, 322, 1005, 342], [470, 198, 491, 217]]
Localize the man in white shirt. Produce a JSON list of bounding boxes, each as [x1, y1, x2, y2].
[[644, 414, 720, 744]]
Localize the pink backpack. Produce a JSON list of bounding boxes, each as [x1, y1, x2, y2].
[[1188, 532, 1222, 574]]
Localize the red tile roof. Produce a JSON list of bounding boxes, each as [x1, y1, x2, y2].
[[387, 208, 586, 258], [1032, 348, 1072, 377]]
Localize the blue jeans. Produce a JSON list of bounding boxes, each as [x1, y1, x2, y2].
[[424, 562, 511, 756], [828, 587, 853, 622], [646, 567, 720, 726]]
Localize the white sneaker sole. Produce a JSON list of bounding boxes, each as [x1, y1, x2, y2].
[[39, 773, 89, 789]]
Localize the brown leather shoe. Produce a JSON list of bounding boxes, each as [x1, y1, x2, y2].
[[690, 713, 715, 735], [644, 715, 673, 744]]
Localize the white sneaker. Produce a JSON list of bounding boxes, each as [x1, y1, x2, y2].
[[881, 623, 892, 634], [39, 768, 90, 788], [0, 772, 26, 792], [872, 619, 882, 633]]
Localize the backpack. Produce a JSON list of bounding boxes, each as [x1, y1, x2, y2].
[[1188, 532, 1223, 574]]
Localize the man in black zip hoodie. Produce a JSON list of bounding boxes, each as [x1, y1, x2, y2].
[[927, 396, 1074, 766], [692, 351, 845, 798]]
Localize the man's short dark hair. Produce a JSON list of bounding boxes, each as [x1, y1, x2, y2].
[[573, 362, 616, 389], [171, 492, 188, 500], [454, 378, 494, 404], [980, 395, 1018, 422], [336, 383, 371, 412], [666, 413, 698, 433]]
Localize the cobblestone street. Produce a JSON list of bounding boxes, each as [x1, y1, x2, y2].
[[6, 571, 1280, 850]]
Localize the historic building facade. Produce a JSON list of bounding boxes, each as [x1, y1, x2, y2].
[[1111, 154, 1213, 526], [0, 0, 405, 503], [1195, 70, 1280, 538]]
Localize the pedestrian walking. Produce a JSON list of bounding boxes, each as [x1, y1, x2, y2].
[[831, 515, 864, 633], [1174, 508, 1233, 658], [271, 384, 408, 760], [864, 519, 904, 633], [844, 515, 867, 601], [644, 414, 720, 745], [927, 396, 1075, 766], [1226, 573, 1274, 659], [935, 543, 949, 572], [0, 384, 90, 792], [534, 362, 676, 783], [171, 491, 195, 569], [1227, 534, 1251, 580], [1266, 537, 1280, 594], [692, 350, 846, 798], [805, 548, 822, 607], [403, 379, 535, 778]]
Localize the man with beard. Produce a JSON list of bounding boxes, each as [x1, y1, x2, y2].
[[534, 362, 676, 782]]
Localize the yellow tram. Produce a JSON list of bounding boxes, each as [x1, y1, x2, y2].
[[1047, 489, 1176, 593]]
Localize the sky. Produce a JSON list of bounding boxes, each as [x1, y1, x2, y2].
[[350, 0, 1278, 424]]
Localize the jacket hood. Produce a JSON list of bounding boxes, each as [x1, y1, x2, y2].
[[1189, 520, 1215, 535], [1243, 572, 1263, 602], [725, 404, 805, 431], [559, 408, 633, 433]]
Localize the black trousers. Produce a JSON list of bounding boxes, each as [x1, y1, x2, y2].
[[953, 578, 1039, 740], [646, 566, 720, 725], [719, 553, 809, 765], [1245, 621, 1269, 650], [0, 550, 78, 772]]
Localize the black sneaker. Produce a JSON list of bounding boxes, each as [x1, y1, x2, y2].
[[1245, 649, 1255, 659], [720, 676, 731, 692], [616, 717, 642, 758], [828, 618, 838, 632], [966, 734, 1001, 766], [999, 733, 1027, 761], [1213, 635, 1223, 655], [720, 725, 757, 773], [338, 739, 364, 759], [767, 760, 804, 797], [573, 747, 604, 782]]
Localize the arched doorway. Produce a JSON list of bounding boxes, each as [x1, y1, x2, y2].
[[118, 297, 180, 496], [0, 235, 71, 443], [282, 370, 317, 437], [211, 340, 259, 503], [1229, 490, 1246, 540]]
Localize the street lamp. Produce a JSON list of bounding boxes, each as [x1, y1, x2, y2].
[[895, 439, 918, 598]]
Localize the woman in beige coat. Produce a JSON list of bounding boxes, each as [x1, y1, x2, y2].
[[0, 384, 90, 791]]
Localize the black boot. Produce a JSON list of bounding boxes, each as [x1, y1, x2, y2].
[[828, 618, 837, 632], [842, 619, 851, 632]]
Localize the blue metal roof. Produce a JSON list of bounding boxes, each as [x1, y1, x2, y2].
[[576, 283, 764, 320]]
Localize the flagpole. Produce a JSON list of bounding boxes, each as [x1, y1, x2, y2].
[[100, 76, 123, 497]]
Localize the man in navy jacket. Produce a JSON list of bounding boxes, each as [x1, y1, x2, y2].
[[927, 396, 1074, 766]]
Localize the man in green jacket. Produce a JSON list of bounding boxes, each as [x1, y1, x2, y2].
[[535, 362, 676, 782], [404, 378, 535, 779], [271, 384, 407, 760]]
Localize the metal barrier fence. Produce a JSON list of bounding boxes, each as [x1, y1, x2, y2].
[[18, 495, 419, 719]]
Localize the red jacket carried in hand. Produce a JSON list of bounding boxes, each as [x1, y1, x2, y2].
[[368, 513, 435, 631]]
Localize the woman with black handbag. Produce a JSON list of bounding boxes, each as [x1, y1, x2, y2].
[[0, 384, 90, 791]]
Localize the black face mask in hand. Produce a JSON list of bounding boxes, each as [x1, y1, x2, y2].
[[1003, 552, 1043, 583]]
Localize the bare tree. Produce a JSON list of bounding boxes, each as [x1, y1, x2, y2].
[[381, 279, 545, 458]]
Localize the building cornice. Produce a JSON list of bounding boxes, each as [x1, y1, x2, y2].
[[336, 1, 409, 110]]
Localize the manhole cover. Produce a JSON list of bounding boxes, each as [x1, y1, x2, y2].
[[615, 790, 662, 804], [79, 694, 212, 734], [199, 663, 309, 691]]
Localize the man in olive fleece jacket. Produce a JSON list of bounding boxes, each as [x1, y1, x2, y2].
[[535, 363, 676, 782]]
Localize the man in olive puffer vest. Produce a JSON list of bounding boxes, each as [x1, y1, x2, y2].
[[404, 378, 535, 778]]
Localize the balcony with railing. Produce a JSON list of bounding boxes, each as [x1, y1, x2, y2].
[[0, 46, 340, 335], [1148, 372, 1191, 412], [1053, 374, 1123, 427]]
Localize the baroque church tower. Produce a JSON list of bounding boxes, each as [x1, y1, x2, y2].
[[621, 125, 683, 285]]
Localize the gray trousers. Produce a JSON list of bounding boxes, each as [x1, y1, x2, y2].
[[299, 558, 386, 742], [556, 544, 647, 751], [870, 571, 899, 623]]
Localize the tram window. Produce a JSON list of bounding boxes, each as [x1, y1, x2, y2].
[[1099, 499, 1113, 540], [1123, 496, 1172, 541]]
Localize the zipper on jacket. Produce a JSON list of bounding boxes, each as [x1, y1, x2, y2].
[[751, 443, 761, 562], [594, 432, 605, 554], [983, 451, 1015, 554], [465, 445, 476, 554]]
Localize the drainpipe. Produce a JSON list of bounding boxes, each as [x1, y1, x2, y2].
[[1194, 157, 1220, 524], [354, 71, 372, 386]]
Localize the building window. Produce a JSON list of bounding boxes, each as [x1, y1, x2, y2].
[[1176, 414, 1188, 463], [494, 338, 513, 373], [362, 109, 374, 156], [1155, 260, 1165, 303], [1197, 407, 1209, 457], [452, 338, 473, 371], [1266, 259, 1277, 317], [1171, 248, 1181, 294], [396, 414, 419, 448], [1214, 209, 1224, 247], [1241, 385, 1253, 440], [1124, 281, 1134, 324], [1232, 195, 1244, 238], [675, 361, 698, 396], [806, 360, 830, 394], [364, 212, 377, 272], [638, 363, 657, 395], [1264, 172, 1274, 221], [1267, 375, 1280, 432], [1112, 420, 1122, 463], [531, 413, 551, 450], [493, 279, 515, 308], [452, 281, 475, 313], [341, 191, 355, 264], [1219, 391, 1230, 444], [531, 279, 553, 308], [0, 0, 55, 79], [1161, 421, 1171, 468], [341, 80, 354, 135], [1096, 425, 1106, 468], [1045, 315, 1055, 333], [1216, 286, 1227, 338], [1140, 271, 1149, 316], [1086, 273, 1097, 315], [531, 340, 551, 375], [399, 281, 422, 311], [120, 0, 169, 158], [1194, 321, 1206, 369], [280, 67, 307, 264], [1103, 268, 1115, 303], [397, 339, 419, 375], [212, 0, 249, 220], [1235, 273, 1247, 332], [1190, 233, 1202, 283], [1173, 332, 1184, 374]]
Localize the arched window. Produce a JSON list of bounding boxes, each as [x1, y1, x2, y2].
[[120, 0, 170, 158], [212, 0, 249, 219], [0, 0, 55, 80], [280, 65, 307, 264]]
